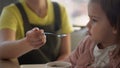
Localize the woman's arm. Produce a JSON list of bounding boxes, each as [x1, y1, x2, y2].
[[0, 28, 46, 59], [57, 33, 71, 60]]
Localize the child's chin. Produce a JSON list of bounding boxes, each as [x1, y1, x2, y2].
[[91, 37, 98, 42]]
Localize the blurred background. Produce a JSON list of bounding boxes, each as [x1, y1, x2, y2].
[[0, 0, 89, 50], [52, 0, 89, 29]]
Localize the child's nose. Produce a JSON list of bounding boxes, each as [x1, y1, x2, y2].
[[86, 21, 91, 30]]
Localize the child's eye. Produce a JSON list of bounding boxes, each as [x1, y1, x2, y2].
[[92, 19, 97, 23]]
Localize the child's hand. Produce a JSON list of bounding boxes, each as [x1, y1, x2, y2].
[[25, 27, 46, 49], [77, 47, 93, 67]]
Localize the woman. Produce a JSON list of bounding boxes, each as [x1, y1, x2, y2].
[[0, 0, 73, 64]]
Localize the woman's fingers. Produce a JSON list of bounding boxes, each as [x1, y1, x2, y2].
[[31, 34, 46, 49], [26, 27, 46, 49]]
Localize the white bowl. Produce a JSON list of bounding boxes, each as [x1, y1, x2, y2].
[[46, 61, 71, 68]]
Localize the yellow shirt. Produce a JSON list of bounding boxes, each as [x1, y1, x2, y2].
[[0, 0, 73, 40]]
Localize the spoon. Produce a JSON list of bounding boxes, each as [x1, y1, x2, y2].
[[44, 32, 67, 38]]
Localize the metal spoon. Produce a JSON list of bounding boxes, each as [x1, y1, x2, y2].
[[44, 32, 67, 38]]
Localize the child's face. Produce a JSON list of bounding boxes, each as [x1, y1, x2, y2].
[[87, 3, 117, 44]]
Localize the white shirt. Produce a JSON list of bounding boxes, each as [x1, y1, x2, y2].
[[91, 45, 116, 68]]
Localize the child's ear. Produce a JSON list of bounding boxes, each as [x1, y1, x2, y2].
[[112, 27, 117, 34]]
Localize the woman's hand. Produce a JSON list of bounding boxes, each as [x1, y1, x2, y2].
[[25, 27, 46, 49]]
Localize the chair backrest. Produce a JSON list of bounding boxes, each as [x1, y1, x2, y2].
[[0, 0, 18, 14], [71, 28, 87, 51]]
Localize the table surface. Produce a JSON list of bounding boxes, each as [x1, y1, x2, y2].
[[20, 64, 46, 68], [0, 59, 46, 68], [0, 59, 20, 68]]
